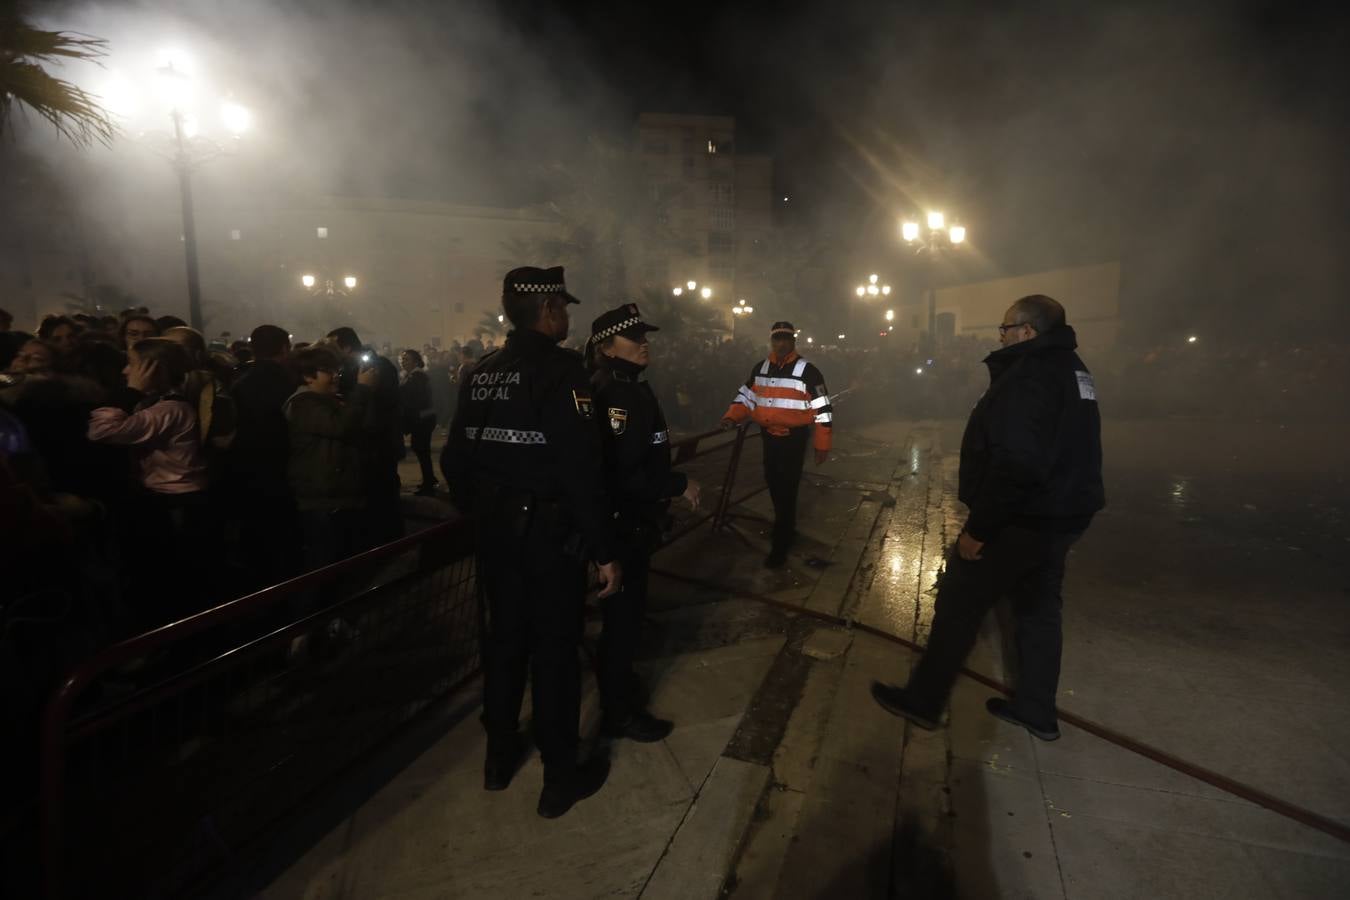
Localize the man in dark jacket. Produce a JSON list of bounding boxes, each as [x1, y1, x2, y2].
[[872, 295, 1104, 741], [229, 324, 299, 588]]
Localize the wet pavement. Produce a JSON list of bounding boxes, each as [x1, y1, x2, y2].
[[251, 417, 1349, 899]]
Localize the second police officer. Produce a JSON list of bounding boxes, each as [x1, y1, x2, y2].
[[585, 303, 701, 742], [441, 266, 622, 820]]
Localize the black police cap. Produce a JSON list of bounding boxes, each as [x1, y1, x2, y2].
[[588, 302, 660, 345], [502, 266, 581, 304]]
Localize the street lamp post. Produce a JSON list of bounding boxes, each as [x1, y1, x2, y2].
[[672, 279, 713, 300], [149, 56, 250, 332], [730, 297, 754, 337], [169, 106, 205, 331], [299, 273, 359, 297], [901, 212, 967, 352], [852, 272, 891, 340]]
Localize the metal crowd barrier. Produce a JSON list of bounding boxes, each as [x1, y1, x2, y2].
[[33, 422, 762, 898], [37, 520, 477, 899]]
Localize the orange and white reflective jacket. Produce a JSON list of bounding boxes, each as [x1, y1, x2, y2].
[[722, 351, 833, 451]]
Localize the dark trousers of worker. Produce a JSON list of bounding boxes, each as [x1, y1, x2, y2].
[[905, 526, 1081, 729], [477, 531, 586, 782], [761, 427, 810, 553], [597, 548, 651, 723], [405, 416, 437, 488]]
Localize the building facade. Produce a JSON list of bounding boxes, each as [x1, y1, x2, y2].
[[633, 113, 774, 321], [1, 187, 558, 348]]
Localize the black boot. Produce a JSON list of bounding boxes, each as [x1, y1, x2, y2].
[[601, 710, 674, 743], [537, 756, 610, 819], [484, 733, 529, 791]]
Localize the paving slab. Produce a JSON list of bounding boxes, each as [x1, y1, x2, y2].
[[640, 756, 771, 900]]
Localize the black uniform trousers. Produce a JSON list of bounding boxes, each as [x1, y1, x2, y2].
[[597, 541, 651, 722], [761, 427, 810, 553], [905, 526, 1081, 729], [477, 523, 586, 782]]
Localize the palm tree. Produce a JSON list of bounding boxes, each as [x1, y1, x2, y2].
[[0, 4, 115, 147], [474, 308, 506, 340]]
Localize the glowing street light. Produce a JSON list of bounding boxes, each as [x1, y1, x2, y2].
[[903, 208, 970, 351], [837, 334, 847, 340], [882, 285, 891, 295], [885, 309, 895, 322], [141, 50, 255, 331], [806, 336, 814, 344], [301, 273, 359, 297], [700, 286, 713, 299], [220, 100, 252, 136], [687, 280, 697, 291], [1187, 335, 1198, 343], [855, 286, 866, 297], [672, 286, 683, 296], [869, 274, 879, 284]]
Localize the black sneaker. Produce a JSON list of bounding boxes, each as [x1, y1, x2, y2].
[[985, 697, 1060, 741], [601, 711, 674, 743], [870, 681, 940, 730], [537, 756, 610, 819], [483, 734, 529, 791]]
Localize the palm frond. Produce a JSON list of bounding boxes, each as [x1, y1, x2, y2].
[[0, 21, 115, 148]]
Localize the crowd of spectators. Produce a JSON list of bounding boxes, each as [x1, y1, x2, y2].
[[0, 308, 460, 788]]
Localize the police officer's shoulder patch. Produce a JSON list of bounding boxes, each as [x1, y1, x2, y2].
[[573, 389, 594, 419], [608, 407, 627, 435]]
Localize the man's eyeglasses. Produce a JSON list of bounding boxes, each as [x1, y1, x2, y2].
[[998, 322, 1031, 335]]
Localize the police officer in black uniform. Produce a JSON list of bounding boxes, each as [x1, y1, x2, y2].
[[585, 303, 700, 743], [441, 266, 622, 819]]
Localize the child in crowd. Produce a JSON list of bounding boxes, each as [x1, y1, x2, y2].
[[87, 338, 211, 627]]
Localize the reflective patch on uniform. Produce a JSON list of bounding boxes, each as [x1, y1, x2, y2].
[[465, 426, 547, 445], [651, 430, 668, 444], [1075, 370, 1097, 401], [573, 389, 594, 419], [608, 407, 627, 435]]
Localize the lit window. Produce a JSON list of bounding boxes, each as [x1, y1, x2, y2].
[[229, 229, 241, 241], [316, 226, 329, 239]]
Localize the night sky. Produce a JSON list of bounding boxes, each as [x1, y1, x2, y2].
[[26, 0, 1350, 340]]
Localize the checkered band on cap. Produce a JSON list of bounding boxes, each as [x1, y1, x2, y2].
[[589, 316, 642, 343], [512, 282, 567, 293]]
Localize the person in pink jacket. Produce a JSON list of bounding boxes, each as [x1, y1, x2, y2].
[[88, 338, 212, 627]]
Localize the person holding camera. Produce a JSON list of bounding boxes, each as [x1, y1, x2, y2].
[[586, 303, 699, 743], [326, 327, 403, 547]]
